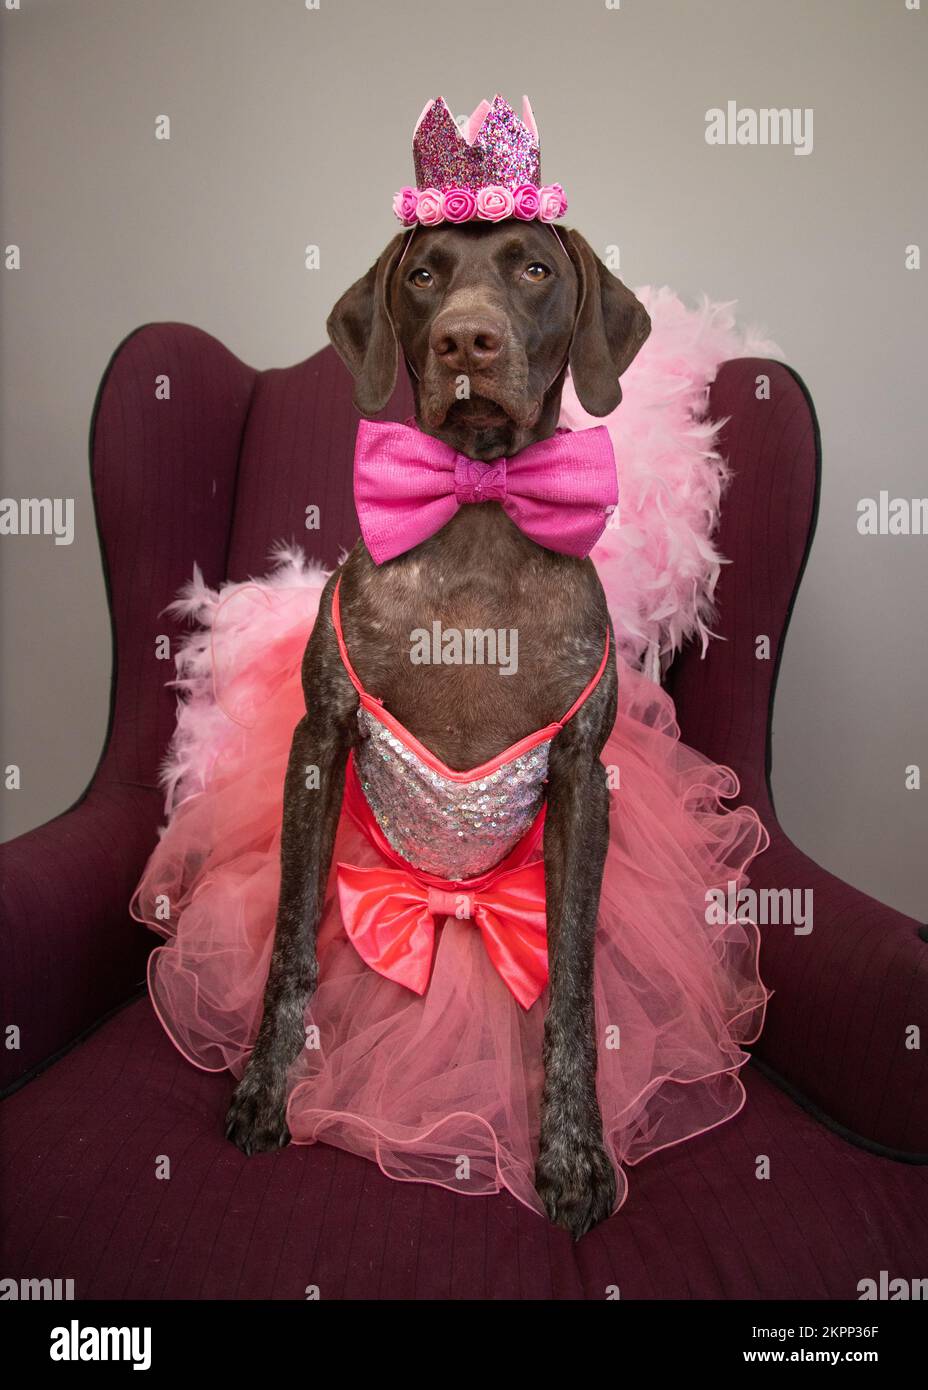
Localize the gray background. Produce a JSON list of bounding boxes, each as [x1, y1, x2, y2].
[[1, 0, 925, 919]]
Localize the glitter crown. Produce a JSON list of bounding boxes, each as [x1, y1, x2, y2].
[[414, 94, 540, 193], [393, 94, 567, 227]]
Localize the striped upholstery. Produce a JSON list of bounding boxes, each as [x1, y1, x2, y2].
[[3, 998, 925, 1300]]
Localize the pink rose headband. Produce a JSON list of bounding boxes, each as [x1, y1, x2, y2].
[[393, 94, 568, 227]]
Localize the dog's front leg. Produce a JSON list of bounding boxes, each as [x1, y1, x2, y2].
[[226, 589, 355, 1154], [535, 679, 617, 1237]]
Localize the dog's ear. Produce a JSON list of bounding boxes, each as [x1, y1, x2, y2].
[[326, 233, 406, 416], [564, 229, 651, 416]]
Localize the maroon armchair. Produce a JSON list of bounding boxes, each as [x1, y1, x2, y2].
[[2, 324, 925, 1300]]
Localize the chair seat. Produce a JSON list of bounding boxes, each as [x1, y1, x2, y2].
[[3, 997, 925, 1300]]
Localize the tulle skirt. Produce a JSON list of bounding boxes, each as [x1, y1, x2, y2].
[[131, 581, 770, 1217]]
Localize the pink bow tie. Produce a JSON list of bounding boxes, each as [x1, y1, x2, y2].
[[354, 419, 617, 565], [337, 858, 549, 1009]]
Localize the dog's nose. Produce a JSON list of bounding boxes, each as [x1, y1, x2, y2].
[[429, 313, 504, 373]]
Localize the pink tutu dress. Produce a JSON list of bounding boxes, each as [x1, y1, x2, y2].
[[130, 551, 770, 1218]]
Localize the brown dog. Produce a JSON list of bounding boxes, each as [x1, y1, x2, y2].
[[225, 218, 650, 1236]]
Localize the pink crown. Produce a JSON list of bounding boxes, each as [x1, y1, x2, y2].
[[393, 95, 567, 227]]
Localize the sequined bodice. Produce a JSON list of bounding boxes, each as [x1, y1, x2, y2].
[[332, 579, 609, 883], [354, 705, 551, 880]]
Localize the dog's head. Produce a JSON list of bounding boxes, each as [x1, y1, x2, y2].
[[327, 220, 650, 461]]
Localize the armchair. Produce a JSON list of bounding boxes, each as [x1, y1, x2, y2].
[[2, 327, 924, 1299]]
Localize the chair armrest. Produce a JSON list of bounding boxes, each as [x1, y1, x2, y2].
[[667, 358, 821, 809], [1, 323, 258, 1089], [0, 785, 163, 1091], [668, 358, 928, 1154], [749, 825, 927, 1156]]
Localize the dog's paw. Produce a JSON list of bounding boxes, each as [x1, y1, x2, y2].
[[225, 1071, 291, 1156], [535, 1133, 617, 1239]]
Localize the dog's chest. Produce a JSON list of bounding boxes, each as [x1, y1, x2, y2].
[[348, 511, 605, 772]]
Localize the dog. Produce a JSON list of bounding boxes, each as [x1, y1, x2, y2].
[[224, 216, 651, 1236]]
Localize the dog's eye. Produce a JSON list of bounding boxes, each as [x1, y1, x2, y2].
[[523, 262, 551, 282], [409, 268, 433, 288]]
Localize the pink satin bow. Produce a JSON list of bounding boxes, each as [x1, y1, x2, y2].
[[354, 418, 618, 565], [336, 858, 549, 1009]]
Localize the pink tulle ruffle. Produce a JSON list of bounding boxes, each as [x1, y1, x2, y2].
[[131, 575, 770, 1218]]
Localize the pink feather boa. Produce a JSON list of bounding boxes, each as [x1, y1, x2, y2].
[[561, 285, 778, 679], [159, 288, 778, 813]]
